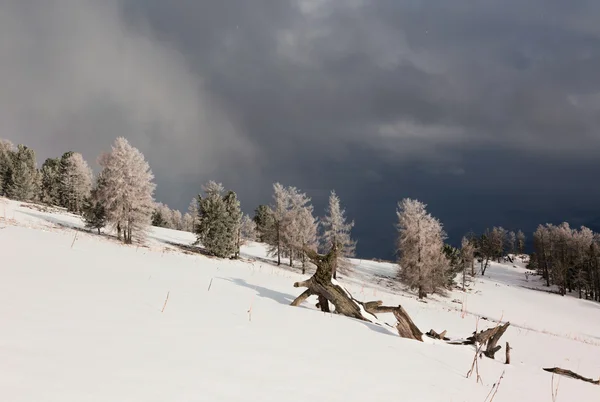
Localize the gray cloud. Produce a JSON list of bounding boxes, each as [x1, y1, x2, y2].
[[0, 0, 258, 183], [3, 0, 600, 257]]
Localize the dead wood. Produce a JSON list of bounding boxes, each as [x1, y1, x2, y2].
[[505, 342, 511, 365], [291, 244, 422, 341], [426, 329, 449, 340], [543, 368, 599, 385]]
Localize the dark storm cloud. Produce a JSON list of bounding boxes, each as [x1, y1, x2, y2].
[[3, 0, 600, 257]]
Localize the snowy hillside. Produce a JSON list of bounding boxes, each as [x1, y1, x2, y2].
[[1, 198, 599, 401]]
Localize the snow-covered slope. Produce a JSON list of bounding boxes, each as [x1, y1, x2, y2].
[[1, 198, 599, 401]]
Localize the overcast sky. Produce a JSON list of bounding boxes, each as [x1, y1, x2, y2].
[[3, 0, 600, 258]]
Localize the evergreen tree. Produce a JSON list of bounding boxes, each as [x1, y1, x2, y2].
[[96, 137, 156, 244], [59, 152, 93, 213], [0, 139, 15, 197], [82, 176, 107, 235], [196, 181, 241, 258], [40, 157, 62, 205], [8, 144, 40, 201], [253, 204, 274, 243], [224, 190, 243, 258]]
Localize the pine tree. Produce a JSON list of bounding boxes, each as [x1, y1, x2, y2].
[[82, 176, 107, 235], [224, 190, 243, 258], [253, 204, 274, 243], [8, 144, 40, 201], [96, 137, 156, 244], [40, 157, 62, 205], [60, 152, 93, 213], [0, 139, 16, 197], [321, 190, 356, 278], [195, 181, 241, 258], [396, 198, 449, 299]]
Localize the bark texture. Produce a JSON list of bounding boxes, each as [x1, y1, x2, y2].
[[291, 244, 422, 341]]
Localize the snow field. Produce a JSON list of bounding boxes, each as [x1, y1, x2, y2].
[[1, 199, 599, 401]]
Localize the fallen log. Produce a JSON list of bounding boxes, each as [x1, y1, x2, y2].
[[543, 367, 599, 385], [291, 244, 422, 341]]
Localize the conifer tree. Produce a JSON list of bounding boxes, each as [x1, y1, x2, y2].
[[253, 204, 274, 243], [40, 157, 62, 205], [60, 152, 93, 213], [195, 181, 242, 258], [8, 144, 40, 201], [0, 139, 16, 197], [82, 175, 107, 234]]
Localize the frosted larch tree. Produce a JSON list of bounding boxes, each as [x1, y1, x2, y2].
[[517, 230, 526, 255], [267, 183, 288, 265], [321, 190, 356, 278], [240, 214, 257, 243], [281, 186, 316, 268], [396, 198, 448, 299], [507, 231, 517, 256], [460, 236, 475, 290], [182, 212, 195, 232], [96, 137, 156, 244], [171, 209, 183, 231]]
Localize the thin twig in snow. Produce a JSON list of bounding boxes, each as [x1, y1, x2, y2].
[[161, 291, 170, 313]]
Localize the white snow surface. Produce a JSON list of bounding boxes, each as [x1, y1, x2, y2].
[[1, 198, 599, 401]]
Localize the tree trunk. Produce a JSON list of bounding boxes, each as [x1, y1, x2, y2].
[[505, 342, 511, 364], [291, 244, 423, 341]]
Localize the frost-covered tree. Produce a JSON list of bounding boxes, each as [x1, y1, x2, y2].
[[517, 230, 526, 255], [40, 157, 62, 205], [321, 190, 356, 278], [460, 236, 475, 290], [294, 206, 319, 274], [281, 186, 316, 268], [182, 212, 195, 232], [267, 183, 288, 266], [0, 139, 15, 196], [188, 197, 199, 232], [396, 198, 449, 299], [152, 203, 175, 228], [7, 144, 40, 201], [195, 181, 242, 258], [171, 209, 183, 231], [224, 190, 243, 258], [240, 214, 257, 243], [96, 137, 156, 244], [507, 231, 517, 255], [60, 152, 93, 213]]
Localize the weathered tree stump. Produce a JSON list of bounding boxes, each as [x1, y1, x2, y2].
[[505, 342, 511, 364], [291, 244, 423, 341]]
